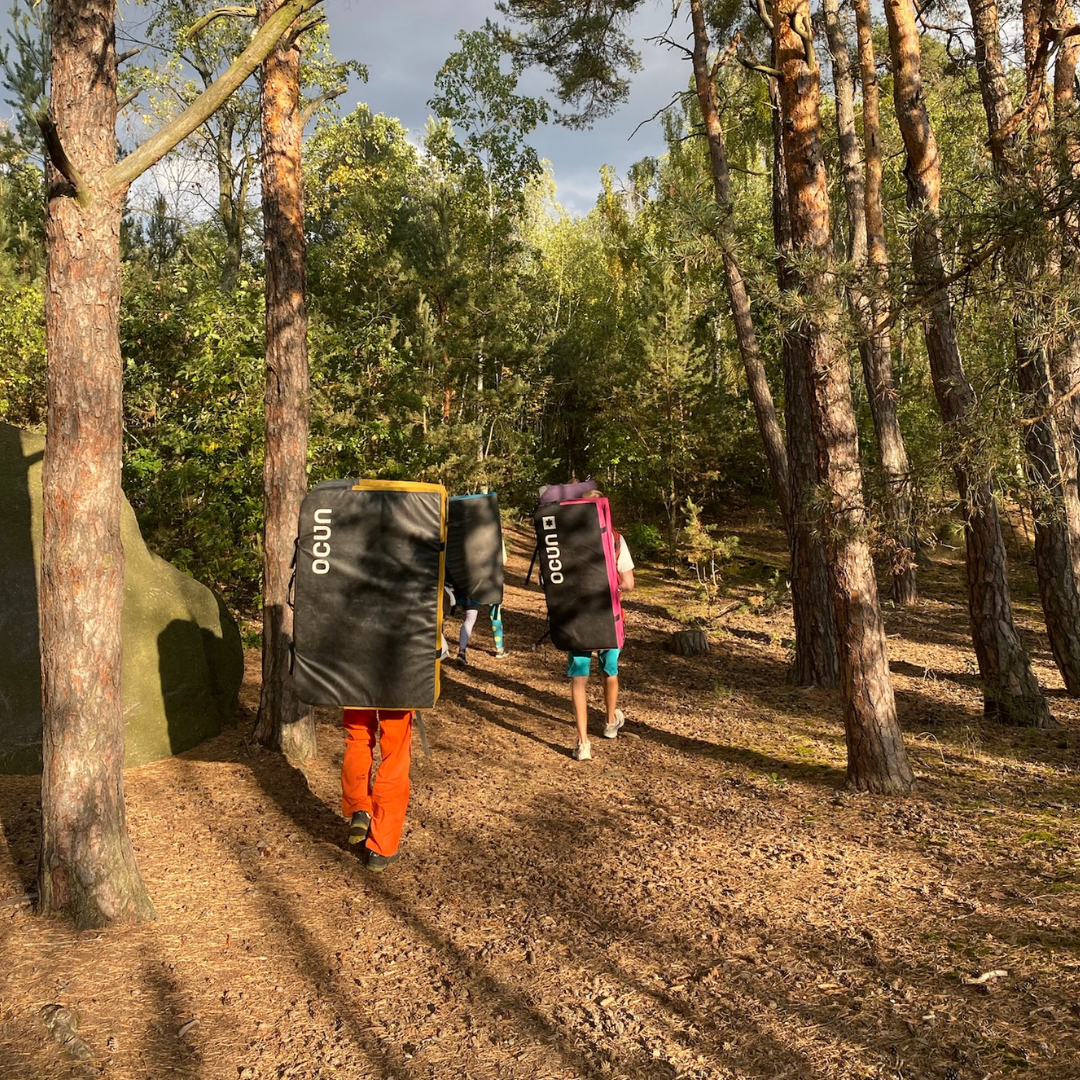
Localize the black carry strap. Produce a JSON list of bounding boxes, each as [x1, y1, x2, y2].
[[525, 542, 539, 586], [287, 539, 299, 673]]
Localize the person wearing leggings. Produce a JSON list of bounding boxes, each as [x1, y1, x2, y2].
[[457, 600, 505, 664]]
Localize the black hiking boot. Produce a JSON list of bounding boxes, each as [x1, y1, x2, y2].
[[365, 849, 400, 873], [348, 810, 371, 846]]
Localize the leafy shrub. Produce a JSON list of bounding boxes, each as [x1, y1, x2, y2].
[[620, 521, 663, 561], [0, 280, 46, 427]]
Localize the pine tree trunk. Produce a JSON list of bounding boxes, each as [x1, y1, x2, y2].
[[774, 0, 914, 792], [967, 0, 1080, 697], [883, 0, 1050, 725], [690, 0, 838, 686], [771, 76, 839, 689], [254, 0, 315, 760], [826, 0, 918, 606], [1018, 340, 1080, 693], [38, 0, 155, 927]]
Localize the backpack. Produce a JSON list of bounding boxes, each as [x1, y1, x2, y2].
[[533, 496, 625, 652]]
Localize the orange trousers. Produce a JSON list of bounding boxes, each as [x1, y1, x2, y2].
[[341, 708, 413, 857]]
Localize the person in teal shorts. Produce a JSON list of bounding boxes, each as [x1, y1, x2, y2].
[[568, 493, 635, 761]]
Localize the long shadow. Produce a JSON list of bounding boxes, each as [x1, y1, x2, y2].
[[890, 657, 982, 690], [0, 772, 39, 897], [197, 740, 615, 1078], [141, 963, 204, 1075], [443, 680, 570, 757], [231, 734, 829, 1080], [0, 424, 45, 775], [143, 744, 424, 1080], [471, 662, 850, 788], [615, 616, 1076, 766]]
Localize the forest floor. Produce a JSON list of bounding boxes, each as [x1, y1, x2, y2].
[[2, 515, 1079, 1080]]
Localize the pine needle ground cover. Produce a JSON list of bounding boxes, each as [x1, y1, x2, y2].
[[1, 521, 1077, 1080]]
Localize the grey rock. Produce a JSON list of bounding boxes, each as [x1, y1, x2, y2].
[[0, 423, 243, 772]]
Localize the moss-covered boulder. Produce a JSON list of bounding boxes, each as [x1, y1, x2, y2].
[[0, 423, 244, 773]]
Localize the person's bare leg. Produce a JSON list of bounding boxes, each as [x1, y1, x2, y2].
[[571, 676, 590, 748], [604, 674, 619, 724], [602, 674, 625, 737]]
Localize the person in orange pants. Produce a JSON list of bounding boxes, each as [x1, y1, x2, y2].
[[341, 708, 413, 872]]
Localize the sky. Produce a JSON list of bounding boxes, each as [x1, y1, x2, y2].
[[0, 1, 693, 218], [316, 0, 692, 216]]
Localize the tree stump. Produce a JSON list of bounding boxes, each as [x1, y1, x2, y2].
[[667, 629, 709, 656]]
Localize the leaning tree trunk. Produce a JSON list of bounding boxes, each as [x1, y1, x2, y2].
[[967, 0, 1080, 695], [689, 0, 837, 686], [1053, 1, 1080, 527], [774, 0, 914, 792], [38, 0, 156, 927], [687, 0, 790, 530], [770, 75, 839, 689], [254, 0, 315, 761], [825, 0, 918, 606], [1017, 339, 1080, 693], [882, 0, 1051, 725]]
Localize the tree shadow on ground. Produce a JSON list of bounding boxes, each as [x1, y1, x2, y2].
[[447, 656, 851, 789], [219, 723, 834, 1080], [0, 772, 39, 897]]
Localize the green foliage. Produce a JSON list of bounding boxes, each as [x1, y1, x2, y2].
[[0, 0, 49, 156], [495, 1, 642, 126], [428, 26, 549, 204], [0, 277, 45, 427], [681, 498, 740, 607], [0, 1, 1053, 628], [0, 132, 44, 278], [121, 265, 266, 608], [620, 521, 662, 561]]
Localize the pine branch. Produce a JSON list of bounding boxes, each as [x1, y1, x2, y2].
[[37, 113, 91, 205]]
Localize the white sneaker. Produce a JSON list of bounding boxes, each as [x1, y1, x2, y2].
[[573, 741, 592, 761], [603, 709, 625, 739]]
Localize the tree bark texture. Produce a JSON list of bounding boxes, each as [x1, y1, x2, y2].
[[967, 0, 1080, 697], [39, 0, 156, 926], [254, 0, 315, 761], [1055, 1, 1080, 115], [882, 0, 1051, 725], [1017, 341, 1080, 694], [774, 0, 914, 792], [825, 0, 918, 606], [688, 0, 791, 530], [770, 76, 839, 689]]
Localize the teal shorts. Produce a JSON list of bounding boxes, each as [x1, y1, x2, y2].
[[567, 649, 620, 678]]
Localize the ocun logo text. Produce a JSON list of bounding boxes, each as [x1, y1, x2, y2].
[[312, 508, 332, 574], [541, 515, 564, 584]]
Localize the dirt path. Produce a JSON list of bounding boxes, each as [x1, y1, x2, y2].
[[2, 521, 1079, 1079]]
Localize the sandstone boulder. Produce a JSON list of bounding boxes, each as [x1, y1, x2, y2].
[[0, 423, 243, 773]]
